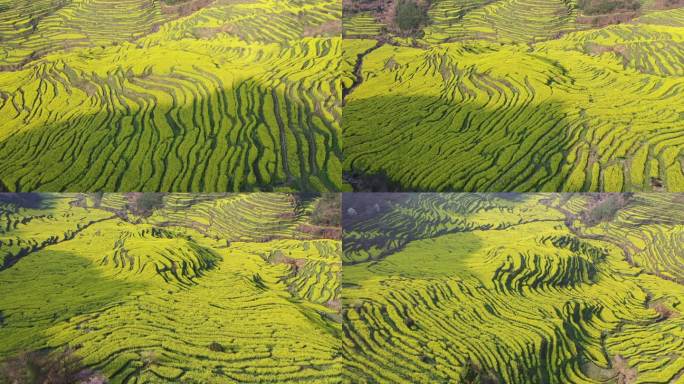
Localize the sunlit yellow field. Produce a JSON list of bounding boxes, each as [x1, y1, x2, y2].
[[0, 193, 342, 383], [0, 0, 342, 192], [343, 1, 684, 192], [342, 193, 684, 383]]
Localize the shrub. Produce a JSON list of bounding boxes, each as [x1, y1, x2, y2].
[[460, 359, 500, 384], [127, 193, 165, 217], [91, 192, 104, 208], [208, 342, 225, 352]]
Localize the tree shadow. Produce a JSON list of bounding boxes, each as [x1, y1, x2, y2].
[[341, 192, 411, 227], [342, 192, 508, 263], [0, 193, 45, 209]]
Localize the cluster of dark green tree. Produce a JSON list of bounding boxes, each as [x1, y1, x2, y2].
[[395, 0, 429, 32]]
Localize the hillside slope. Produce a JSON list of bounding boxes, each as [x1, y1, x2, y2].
[[342, 1, 684, 192], [0, 193, 341, 383], [0, 0, 342, 192], [342, 193, 684, 383]]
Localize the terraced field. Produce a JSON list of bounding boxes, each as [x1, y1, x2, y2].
[[342, 193, 684, 383], [0, 0, 342, 192], [0, 193, 341, 383], [343, 12, 385, 38], [423, 0, 581, 44], [343, 1, 684, 192]]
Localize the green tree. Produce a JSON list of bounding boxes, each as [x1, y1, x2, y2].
[[395, 0, 428, 32]]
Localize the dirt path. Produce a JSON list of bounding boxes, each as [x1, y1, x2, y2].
[[342, 40, 384, 104]]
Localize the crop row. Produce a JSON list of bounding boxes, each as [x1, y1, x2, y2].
[[145, 0, 340, 45], [343, 193, 565, 263], [343, 12, 384, 38], [344, 19, 684, 191], [571, 193, 684, 283], [101, 227, 221, 287], [342, 193, 683, 383], [0, 37, 341, 191], [0, 0, 341, 192], [0, 193, 342, 383], [0, 195, 114, 267], [0, 0, 169, 67], [423, 0, 580, 44]]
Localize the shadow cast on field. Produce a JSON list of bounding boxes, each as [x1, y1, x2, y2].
[[341, 192, 536, 265], [0, 77, 341, 192], [343, 94, 580, 192], [0, 250, 147, 359], [0, 193, 46, 209], [341, 192, 412, 227], [340, 202, 624, 383]]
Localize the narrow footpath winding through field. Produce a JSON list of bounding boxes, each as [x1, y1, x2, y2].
[[342, 40, 384, 103]]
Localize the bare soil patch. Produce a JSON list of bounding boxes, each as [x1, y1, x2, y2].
[[303, 20, 342, 37], [612, 355, 637, 384], [652, 0, 684, 10], [161, 0, 214, 17], [577, 11, 639, 27]]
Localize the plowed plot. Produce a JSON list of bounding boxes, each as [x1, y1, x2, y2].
[[0, 0, 342, 192], [0, 193, 341, 383], [342, 193, 684, 383]]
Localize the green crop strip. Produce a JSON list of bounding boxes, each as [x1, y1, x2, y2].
[[0, 193, 341, 383], [0, 0, 342, 192], [342, 193, 684, 383], [343, 2, 684, 192]]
